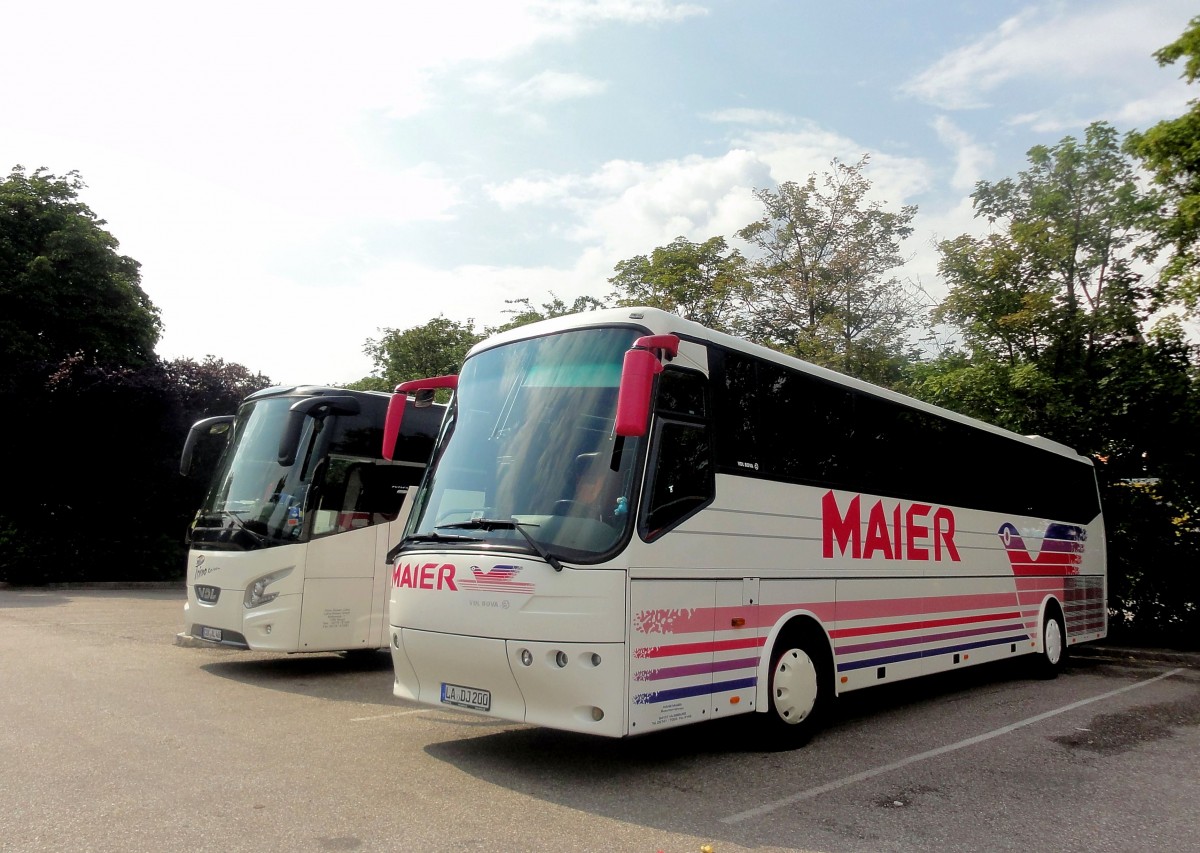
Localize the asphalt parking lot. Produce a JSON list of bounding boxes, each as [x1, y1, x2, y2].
[[1, 586, 1197, 853]]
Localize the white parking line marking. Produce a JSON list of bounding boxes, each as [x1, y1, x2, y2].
[[722, 668, 1184, 824], [350, 709, 433, 722]]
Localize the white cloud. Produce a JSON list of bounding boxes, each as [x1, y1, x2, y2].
[[511, 71, 609, 104], [932, 117, 996, 191], [537, 0, 708, 26], [901, 1, 1195, 110], [574, 151, 767, 253], [735, 127, 934, 204], [703, 108, 795, 127], [486, 174, 577, 209], [2, 0, 711, 385], [481, 124, 948, 317], [1111, 79, 1195, 126]]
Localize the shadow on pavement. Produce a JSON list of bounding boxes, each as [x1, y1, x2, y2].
[[197, 650, 397, 705]]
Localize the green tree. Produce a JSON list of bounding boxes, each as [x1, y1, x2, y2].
[[355, 316, 484, 391], [488, 294, 609, 335], [608, 236, 749, 333], [1126, 15, 1200, 313], [0, 355, 274, 585], [164, 356, 272, 415], [0, 166, 161, 391], [910, 125, 1200, 647], [736, 156, 921, 384], [923, 122, 1153, 451]]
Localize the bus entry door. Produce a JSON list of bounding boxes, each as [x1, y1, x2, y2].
[[628, 579, 758, 734]]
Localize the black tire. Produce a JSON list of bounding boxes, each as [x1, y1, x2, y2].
[[1033, 606, 1068, 680], [760, 629, 831, 749]]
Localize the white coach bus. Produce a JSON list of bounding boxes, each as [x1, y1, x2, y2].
[[382, 308, 1105, 745], [179, 386, 443, 654]]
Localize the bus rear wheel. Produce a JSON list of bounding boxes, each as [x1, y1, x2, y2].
[[761, 632, 829, 749], [1034, 606, 1067, 679]]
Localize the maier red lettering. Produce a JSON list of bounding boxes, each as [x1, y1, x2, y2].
[[822, 491, 960, 563], [934, 508, 961, 561], [905, 503, 931, 560], [822, 491, 861, 558]]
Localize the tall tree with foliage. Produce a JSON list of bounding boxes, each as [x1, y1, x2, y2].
[[0, 165, 278, 584], [489, 294, 610, 334], [354, 316, 484, 391], [1126, 15, 1200, 313], [608, 236, 749, 333], [923, 122, 1154, 451], [910, 124, 1200, 647], [0, 353, 275, 585], [0, 166, 161, 392], [736, 157, 921, 384]]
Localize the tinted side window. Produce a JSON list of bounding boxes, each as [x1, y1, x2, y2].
[[657, 368, 707, 418], [642, 421, 714, 540], [758, 363, 853, 486], [709, 344, 1100, 523], [712, 348, 758, 473]]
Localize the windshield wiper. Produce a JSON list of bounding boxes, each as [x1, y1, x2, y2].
[[438, 518, 564, 572], [386, 531, 483, 564], [213, 509, 268, 546]]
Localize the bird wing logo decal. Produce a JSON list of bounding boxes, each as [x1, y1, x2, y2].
[[457, 564, 536, 594], [998, 522, 1085, 576]]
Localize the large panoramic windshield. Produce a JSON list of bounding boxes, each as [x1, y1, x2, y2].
[[192, 397, 319, 549], [404, 326, 644, 564]]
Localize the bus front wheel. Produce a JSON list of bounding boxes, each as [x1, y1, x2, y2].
[[761, 631, 830, 749]]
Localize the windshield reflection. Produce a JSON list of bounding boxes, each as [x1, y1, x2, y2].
[[405, 327, 643, 564], [191, 397, 316, 548]]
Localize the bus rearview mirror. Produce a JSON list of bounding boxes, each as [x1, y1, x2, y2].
[[277, 395, 361, 466], [615, 334, 680, 438], [180, 415, 236, 476], [384, 375, 458, 461]]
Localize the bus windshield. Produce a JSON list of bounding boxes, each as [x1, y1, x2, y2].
[[403, 326, 643, 564], [192, 396, 318, 548]]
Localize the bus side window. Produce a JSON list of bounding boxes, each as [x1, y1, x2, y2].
[[311, 460, 366, 536], [641, 420, 714, 540], [371, 463, 424, 522]]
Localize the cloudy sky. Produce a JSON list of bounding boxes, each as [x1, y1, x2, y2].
[[3, 0, 1195, 385]]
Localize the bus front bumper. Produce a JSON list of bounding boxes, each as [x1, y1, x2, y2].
[[184, 591, 302, 652], [391, 627, 627, 737]]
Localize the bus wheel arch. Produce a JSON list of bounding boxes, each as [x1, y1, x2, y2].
[[758, 616, 834, 748]]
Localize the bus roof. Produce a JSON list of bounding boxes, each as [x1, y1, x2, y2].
[[244, 385, 394, 403], [466, 307, 1092, 465]]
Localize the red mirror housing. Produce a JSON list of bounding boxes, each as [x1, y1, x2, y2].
[[614, 335, 680, 438], [383, 375, 458, 460]]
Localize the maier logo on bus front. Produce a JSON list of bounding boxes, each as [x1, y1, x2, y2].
[[822, 490, 961, 562], [392, 561, 458, 591]]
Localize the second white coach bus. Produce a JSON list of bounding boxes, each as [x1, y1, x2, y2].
[[382, 308, 1105, 745], [180, 386, 443, 654]]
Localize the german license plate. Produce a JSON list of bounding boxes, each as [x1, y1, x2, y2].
[[200, 626, 223, 642], [441, 682, 490, 711]]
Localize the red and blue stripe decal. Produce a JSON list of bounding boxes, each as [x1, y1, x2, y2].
[[631, 520, 1100, 705]]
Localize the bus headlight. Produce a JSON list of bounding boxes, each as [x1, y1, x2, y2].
[[244, 568, 293, 609]]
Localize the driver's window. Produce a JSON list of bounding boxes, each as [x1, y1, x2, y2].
[[641, 420, 713, 540]]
